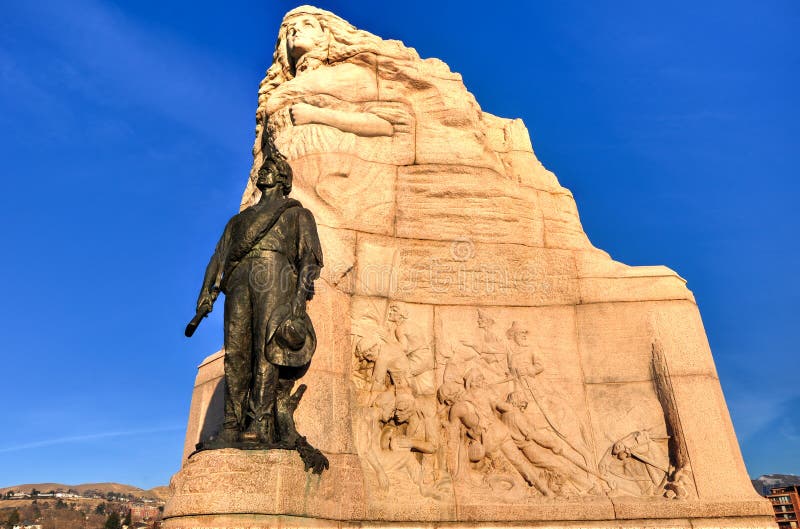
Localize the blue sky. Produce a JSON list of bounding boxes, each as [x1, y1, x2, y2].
[[0, 0, 797, 488]]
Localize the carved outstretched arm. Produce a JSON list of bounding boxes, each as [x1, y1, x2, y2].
[[290, 102, 395, 137]]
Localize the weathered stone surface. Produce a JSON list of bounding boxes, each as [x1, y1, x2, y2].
[[395, 164, 544, 246], [181, 350, 224, 462], [169, 5, 775, 529], [165, 450, 366, 520], [576, 301, 718, 384], [353, 233, 580, 305]]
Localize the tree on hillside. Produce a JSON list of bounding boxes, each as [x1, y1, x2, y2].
[[5, 509, 20, 529], [123, 510, 131, 528], [104, 512, 121, 529], [30, 489, 39, 497], [95, 504, 106, 516]]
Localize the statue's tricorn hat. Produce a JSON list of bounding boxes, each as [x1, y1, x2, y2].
[[265, 304, 317, 367]]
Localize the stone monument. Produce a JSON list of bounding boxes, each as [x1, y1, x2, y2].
[[164, 6, 775, 529]]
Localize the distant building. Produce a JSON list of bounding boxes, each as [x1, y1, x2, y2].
[[754, 474, 800, 497], [9, 493, 30, 499], [129, 504, 162, 523], [54, 492, 78, 498], [769, 485, 800, 529]]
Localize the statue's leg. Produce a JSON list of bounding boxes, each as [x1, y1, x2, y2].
[[244, 267, 281, 445], [245, 360, 278, 445], [221, 279, 253, 444]]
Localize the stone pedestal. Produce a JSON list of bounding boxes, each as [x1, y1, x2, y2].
[[165, 450, 773, 528], [165, 450, 365, 525], [165, 6, 776, 529]]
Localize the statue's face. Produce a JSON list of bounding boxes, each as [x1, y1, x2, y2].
[[394, 403, 413, 423], [256, 163, 278, 188], [477, 315, 491, 329], [513, 330, 528, 346], [286, 14, 325, 61], [387, 305, 400, 322], [256, 160, 292, 194]]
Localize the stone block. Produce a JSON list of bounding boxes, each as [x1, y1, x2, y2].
[[287, 154, 397, 236], [165, 450, 366, 521], [501, 151, 562, 192], [307, 279, 353, 376], [294, 368, 356, 455], [577, 301, 719, 384], [317, 225, 357, 294], [354, 234, 579, 306], [667, 375, 764, 501], [182, 351, 224, 462], [395, 164, 544, 246]]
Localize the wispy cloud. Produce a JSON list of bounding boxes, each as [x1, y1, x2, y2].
[[729, 386, 800, 442], [5, 0, 255, 151], [0, 426, 183, 454]]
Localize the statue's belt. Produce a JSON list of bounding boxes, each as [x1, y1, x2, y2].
[[243, 249, 286, 260]]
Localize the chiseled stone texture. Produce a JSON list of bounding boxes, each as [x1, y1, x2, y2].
[[164, 517, 777, 529], [168, 5, 776, 529]]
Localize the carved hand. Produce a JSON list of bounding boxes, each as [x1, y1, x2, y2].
[[378, 470, 390, 491], [390, 436, 412, 450], [289, 102, 317, 126], [362, 101, 412, 134]]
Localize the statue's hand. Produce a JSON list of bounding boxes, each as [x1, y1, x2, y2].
[[196, 293, 214, 314], [290, 296, 306, 319]]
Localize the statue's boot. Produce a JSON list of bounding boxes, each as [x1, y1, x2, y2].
[[243, 401, 276, 446], [195, 424, 239, 452]]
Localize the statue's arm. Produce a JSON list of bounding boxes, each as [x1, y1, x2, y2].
[[196, 221, 231, 312], [290, 102, 394, 137], [292, 208, 324, 315]]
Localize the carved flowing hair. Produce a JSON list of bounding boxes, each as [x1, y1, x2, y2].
[[244, 6, 419, 207], [256, 5, 416, 122]]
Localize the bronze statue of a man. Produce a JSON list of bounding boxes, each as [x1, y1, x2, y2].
[[187, 151, 327, 473]]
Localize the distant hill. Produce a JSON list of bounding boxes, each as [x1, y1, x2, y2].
[[0, 482, 168, 501], [752, 474, 800, 496]]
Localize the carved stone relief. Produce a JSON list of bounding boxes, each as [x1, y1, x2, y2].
[[348, 302, 697, 504]]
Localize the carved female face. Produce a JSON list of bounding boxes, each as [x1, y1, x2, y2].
[[285, 14, 325, 62]]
